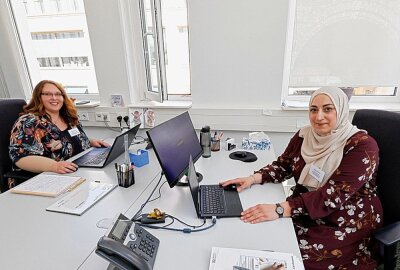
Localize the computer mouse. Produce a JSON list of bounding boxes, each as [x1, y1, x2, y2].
[[234, 151, 247, 158], [219, 183, 237, 190]]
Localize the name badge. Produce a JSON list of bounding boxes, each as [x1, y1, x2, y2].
[[309, 164, 325, 183], [68, 127, 80, 137]]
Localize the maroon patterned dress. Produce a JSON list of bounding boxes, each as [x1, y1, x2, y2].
[[255, 131, 382, 270]]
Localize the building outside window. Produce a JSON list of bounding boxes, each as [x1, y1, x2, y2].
[[9, 0, 98, 94]]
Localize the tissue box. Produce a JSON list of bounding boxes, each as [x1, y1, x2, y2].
[[241, 138, 271, 150], [129, 149, 149, 167]]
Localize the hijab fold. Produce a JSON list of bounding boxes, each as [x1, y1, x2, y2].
[[298, 87, 360, 190]]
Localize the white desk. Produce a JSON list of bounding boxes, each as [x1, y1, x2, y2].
[[0, 146, 161, 270], [79, 149, 303, 270]]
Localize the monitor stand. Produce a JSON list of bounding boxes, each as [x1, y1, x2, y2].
[[176, 172, 203, 186], [145, 141, 153, 150]]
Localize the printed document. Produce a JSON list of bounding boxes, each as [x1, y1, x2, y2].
[[46, 181, 117, 215], [209, 247, 304, 270]]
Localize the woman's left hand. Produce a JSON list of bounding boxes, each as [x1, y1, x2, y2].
[[241, 204, 279, 224], [90, 139, 110, 148]]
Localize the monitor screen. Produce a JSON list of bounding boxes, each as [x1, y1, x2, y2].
[[146, 112, 203, 188]]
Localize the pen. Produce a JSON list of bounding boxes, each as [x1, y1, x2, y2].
[[232, 266, 250, 270]]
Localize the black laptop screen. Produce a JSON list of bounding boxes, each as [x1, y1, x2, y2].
[[146, 112, 203, 188]]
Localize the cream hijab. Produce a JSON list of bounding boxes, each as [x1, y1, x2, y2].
[[298, 87, 360, 190]]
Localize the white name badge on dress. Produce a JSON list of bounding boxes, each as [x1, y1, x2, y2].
[[309, 164, 325, 183], [68, 127, 80, 137]]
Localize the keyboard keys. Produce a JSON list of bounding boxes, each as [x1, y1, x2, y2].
[[201, 185, 227, 215]]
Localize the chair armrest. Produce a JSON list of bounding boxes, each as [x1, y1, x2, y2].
[[374, 221, 400, 246], [3, 170, 37, 181]]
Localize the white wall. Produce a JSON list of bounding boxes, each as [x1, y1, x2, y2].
[[83, 0, 132, 106], [189, 0, 289, 109], [84, 126, 295, 159], [81, 0, 291, 109], [0, 2, 27, 98]]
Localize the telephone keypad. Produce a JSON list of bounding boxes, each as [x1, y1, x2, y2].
[[125, 223, 159, 267]]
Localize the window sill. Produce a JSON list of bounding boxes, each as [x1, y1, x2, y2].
[[128, 100, 192, 109], [282, 100, 400, 112]]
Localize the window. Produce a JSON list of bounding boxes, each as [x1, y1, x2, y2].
[[139, 0, 190, 101], [282, 0, 400, 104], [31, 30, 84, 40], [8, 0, 98, 94]]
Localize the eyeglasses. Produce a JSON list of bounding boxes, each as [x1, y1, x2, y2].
[[41, 92, 64, 98]]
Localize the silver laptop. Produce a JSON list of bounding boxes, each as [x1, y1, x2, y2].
[[73, 123, 140, 168]]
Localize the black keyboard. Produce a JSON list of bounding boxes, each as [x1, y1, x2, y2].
[[200, 185, 227, 215], [84, 149, 110, 165]]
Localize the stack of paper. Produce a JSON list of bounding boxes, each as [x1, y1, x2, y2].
[[10, 174, 85, 197], [209, 247, 304, 270]]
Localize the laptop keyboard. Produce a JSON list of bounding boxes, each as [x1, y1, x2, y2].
[[200, 185, 227, 215], [84, 149, 110, 165]]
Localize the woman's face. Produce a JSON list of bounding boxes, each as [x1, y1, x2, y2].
[[40, 83, 64, 114], [309, 94, 337, 136]]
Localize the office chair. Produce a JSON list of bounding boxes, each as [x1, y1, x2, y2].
[[352, 109, 400, 270], [0, 99, 36, 192]]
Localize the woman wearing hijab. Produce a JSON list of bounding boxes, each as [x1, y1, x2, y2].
[[221, 87, 383, 269]]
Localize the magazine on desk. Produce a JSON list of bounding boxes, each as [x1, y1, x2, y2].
[[209, 247, 304, 270]]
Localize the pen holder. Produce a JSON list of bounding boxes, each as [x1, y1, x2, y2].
[[129, 149, 149, 167], [116, 163, 135, 188], [211, 138, 220, 152]]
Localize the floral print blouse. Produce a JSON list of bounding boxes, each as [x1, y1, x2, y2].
[[255, 131, 382, 270], [9, 113, 91, 167]]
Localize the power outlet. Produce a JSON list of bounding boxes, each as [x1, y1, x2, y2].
[[95, 112, 110, 122], [78, 112, 89, 121]]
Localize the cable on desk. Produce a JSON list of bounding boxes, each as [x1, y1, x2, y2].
[[148, 180, 168, 203], [136, 216, 216, 234], [131, 172, 164, 222]]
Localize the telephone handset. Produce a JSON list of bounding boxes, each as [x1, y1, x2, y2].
[[96, 213, 160, 270]]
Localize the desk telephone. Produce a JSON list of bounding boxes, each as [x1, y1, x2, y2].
[[96, 213, 160, 270]]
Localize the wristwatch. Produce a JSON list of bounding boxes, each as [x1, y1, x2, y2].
[[275, 203, 284, 218]]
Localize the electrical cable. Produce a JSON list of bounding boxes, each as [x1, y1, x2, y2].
[[148, 180, 168, 203], [104, 121, 121, 132], [117, 115, 123, 131], [131, 172, 164, 221], [123, 116, 130, 128], [136, 216, 217, 233], [130, 172, 215, 233]]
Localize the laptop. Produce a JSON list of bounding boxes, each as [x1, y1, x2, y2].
[[187, 156, 243, 218], [73, 123, 141, 168]]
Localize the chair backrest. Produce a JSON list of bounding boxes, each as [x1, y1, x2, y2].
[[0, 99, 26, 191], [352, 109, 400, 269], [352, 109, 400, 226]]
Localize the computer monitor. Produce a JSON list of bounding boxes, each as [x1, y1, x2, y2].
[[146, 112, 203, 188]]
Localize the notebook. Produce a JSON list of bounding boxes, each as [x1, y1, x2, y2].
[[73, 123, 140, 168], [10, 174, 85, 197], [187, 156, 243, 218]]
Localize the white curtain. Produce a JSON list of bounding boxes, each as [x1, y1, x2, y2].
[[290, 0, 400, 87]]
